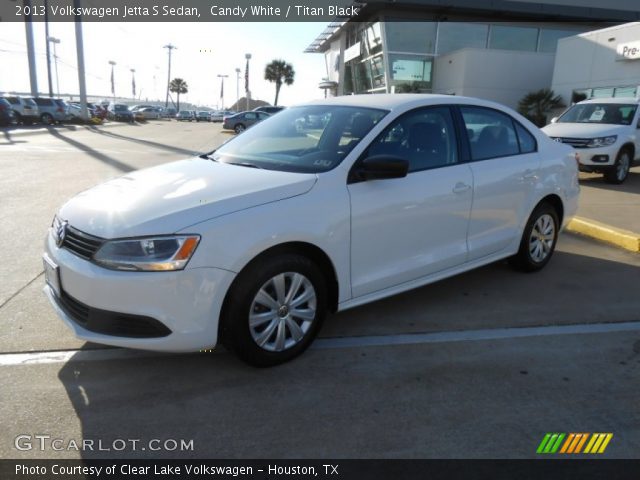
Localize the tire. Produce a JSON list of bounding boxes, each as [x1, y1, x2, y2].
[[234, 123, 246, 134], [604, 148, 631, 184], [509, 203, 559, 272], [221, 254, 327, 367], [40, 113, 54, 125]]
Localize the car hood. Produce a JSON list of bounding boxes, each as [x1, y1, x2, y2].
[[542, 122, 625, 138], [59, 157, 317, 238]]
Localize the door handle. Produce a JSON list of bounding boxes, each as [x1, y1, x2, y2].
[[522, 169, 537, 180], [452, 182, 471, 194]]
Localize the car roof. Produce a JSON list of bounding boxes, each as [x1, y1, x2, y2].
[[298, 93, 517, 111], [578, 97, 640, 105]]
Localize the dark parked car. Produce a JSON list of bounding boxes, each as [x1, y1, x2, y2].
[[253, 106, 285, 115], [108, 103, 134, 122], [222, 111, 270, 133], [0, 98, 15, 126], [196, 111, 211, 122], [2, 96, 39, 125]]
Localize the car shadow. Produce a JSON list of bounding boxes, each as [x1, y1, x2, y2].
[[56, 241, 640, 459], [48, 128, 136, 173], [579, 169, 640, 195], [87, 127, 199, 157]]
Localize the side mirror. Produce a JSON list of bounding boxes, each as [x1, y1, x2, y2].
[[350, 155, 409, 183], [550, 117, 558, 124]]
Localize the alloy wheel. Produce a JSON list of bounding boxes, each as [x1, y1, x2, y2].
[[529, 213, 556, 263]]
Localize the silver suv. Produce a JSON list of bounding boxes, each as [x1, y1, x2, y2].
[[2, 96, 39, 125], [29, 97, 68, 125], [543, 98, 640, 184]]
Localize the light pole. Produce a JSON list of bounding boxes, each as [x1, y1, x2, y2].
[[109, 60, 116, 103], [163, 44, 177, 108], [217, 74, 228, 110], [235, 68, 240, 110], [130, 68, 136, 98], [48, 37, 61, 97], [245, 53, 252, 111]]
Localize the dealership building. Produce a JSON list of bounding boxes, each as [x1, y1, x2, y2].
[[307, 0, 640, 108]]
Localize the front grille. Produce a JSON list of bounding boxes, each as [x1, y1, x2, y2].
[[552, 137, 590, 148], [56, 289, 172, 338], [61, 226, 104, 260]]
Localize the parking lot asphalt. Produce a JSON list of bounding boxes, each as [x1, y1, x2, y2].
[[0, 122, 638, 460]]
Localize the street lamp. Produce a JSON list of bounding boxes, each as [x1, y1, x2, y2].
[[108, 60, 116, 103], [235, 68, 240, 110], [48, 36, 61, 97], [217, 74, 228, 110], [163, 44, 177, 108], [245, 53, 252, 111]]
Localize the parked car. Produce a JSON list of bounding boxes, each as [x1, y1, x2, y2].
[[253, 105, 285, 115], [542, 97, 640, 184], [2, 96, 39, 125], [176, 110, 195, 121], [43, 94, 579, 367], [222, 110, 270, 133], [0, 98, 15, 126], [162, 107, 177, 118], [107, 103, 135, 122], [210, 110, 234, 122], [130, 104, 154, 112], [196, 111, 211, 122], [135, 107, 162, 120], [29, 97, 68, 124]]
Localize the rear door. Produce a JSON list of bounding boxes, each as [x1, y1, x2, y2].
[[459, 106, 541, 260]]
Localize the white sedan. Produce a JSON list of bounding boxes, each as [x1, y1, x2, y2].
[[43, 95, 579, 366]]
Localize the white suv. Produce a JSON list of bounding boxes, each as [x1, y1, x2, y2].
[[542, 97, 640, 184]]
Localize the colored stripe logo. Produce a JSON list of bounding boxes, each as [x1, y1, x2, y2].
[[537, 433, 613, 454]]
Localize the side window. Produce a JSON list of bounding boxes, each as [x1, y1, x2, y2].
[[514, 122, 537, 154], [245, 112, 257, 120], [461, 107, 520, 160], [366, 106, 458, 172]]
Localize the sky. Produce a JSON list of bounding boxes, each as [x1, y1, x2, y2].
[[0, 21, 328, 108]]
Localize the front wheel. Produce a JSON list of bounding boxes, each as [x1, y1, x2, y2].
[[604, 149, 631, 184], [509, 203, 559, 272], [221, 254, 327, 367], [234, 123, 246, 134], [40, 113, 54, 125]]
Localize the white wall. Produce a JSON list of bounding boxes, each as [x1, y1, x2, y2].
[[551, 23, 640, 103], [433, 48, 556, 109]]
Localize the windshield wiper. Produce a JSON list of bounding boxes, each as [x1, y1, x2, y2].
[[200, 152, 218, 162], [231, 162, 263, 169]]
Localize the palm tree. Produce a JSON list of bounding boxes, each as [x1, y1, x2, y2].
[[518, 88, 564, 127], [264, 60, 295, 106], [169, 78, 188, 111]]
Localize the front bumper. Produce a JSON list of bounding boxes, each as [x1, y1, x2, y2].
[[574, 145, 617, 168], [44, 231, 236, 352]]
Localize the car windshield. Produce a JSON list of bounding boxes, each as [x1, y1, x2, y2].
[[212, 105, 388, 173], [557, 103, 637, 125], [114, 105, 129, 111]]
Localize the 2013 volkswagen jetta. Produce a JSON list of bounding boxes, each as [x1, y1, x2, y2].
[[43, 95, 579, 366]]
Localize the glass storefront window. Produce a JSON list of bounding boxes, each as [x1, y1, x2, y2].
[[385, 21, 437, 54], [614, 86, 637, 98], [389, 54, 432, 92], [591, 87, 615, 98], [538, 29, 579, 52], [363, 22, 383, 56], [489, 25, 538, 51], [437, 23, 488, 54]]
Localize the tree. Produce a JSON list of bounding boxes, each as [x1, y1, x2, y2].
[[518, 88, 564, 127], [264, 60, 295, 106], [169, 78, 188, 111]]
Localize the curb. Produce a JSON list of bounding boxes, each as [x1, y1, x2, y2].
[[567, 216, 640, 253], [1, 120, 166, 139]]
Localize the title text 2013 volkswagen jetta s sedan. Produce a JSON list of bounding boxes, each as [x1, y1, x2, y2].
[[43, 95, 579, 366]]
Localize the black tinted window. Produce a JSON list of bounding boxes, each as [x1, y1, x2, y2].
[[461, 107, 520, 160], [367, 106, 458, 172], [34, 98, 53, 106]]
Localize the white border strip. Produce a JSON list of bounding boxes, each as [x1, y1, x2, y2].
[[1, 321, 640, 366]]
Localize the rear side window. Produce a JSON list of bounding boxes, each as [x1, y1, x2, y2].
[[34, 98, 53, 106], [461, 107, 520, 160], [23, 98, 37, 107], [5, 97, 18, 104], [514, 122, 537, 154]]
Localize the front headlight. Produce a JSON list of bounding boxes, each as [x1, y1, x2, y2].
[[586, 135, 617, 148], [93, 235, 200, 271]]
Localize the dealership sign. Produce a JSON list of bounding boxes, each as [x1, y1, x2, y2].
[[617, 41, 640, 60]]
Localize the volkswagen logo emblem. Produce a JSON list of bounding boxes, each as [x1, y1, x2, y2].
[[55, 220, 68, 247]]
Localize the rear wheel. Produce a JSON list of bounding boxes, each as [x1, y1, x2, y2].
[[234, 123, 246, 134], [509, 203, 559, 272], [221, 254, 327, 367], [604, 149, 631, 184], [40, 113, 54, 125]]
